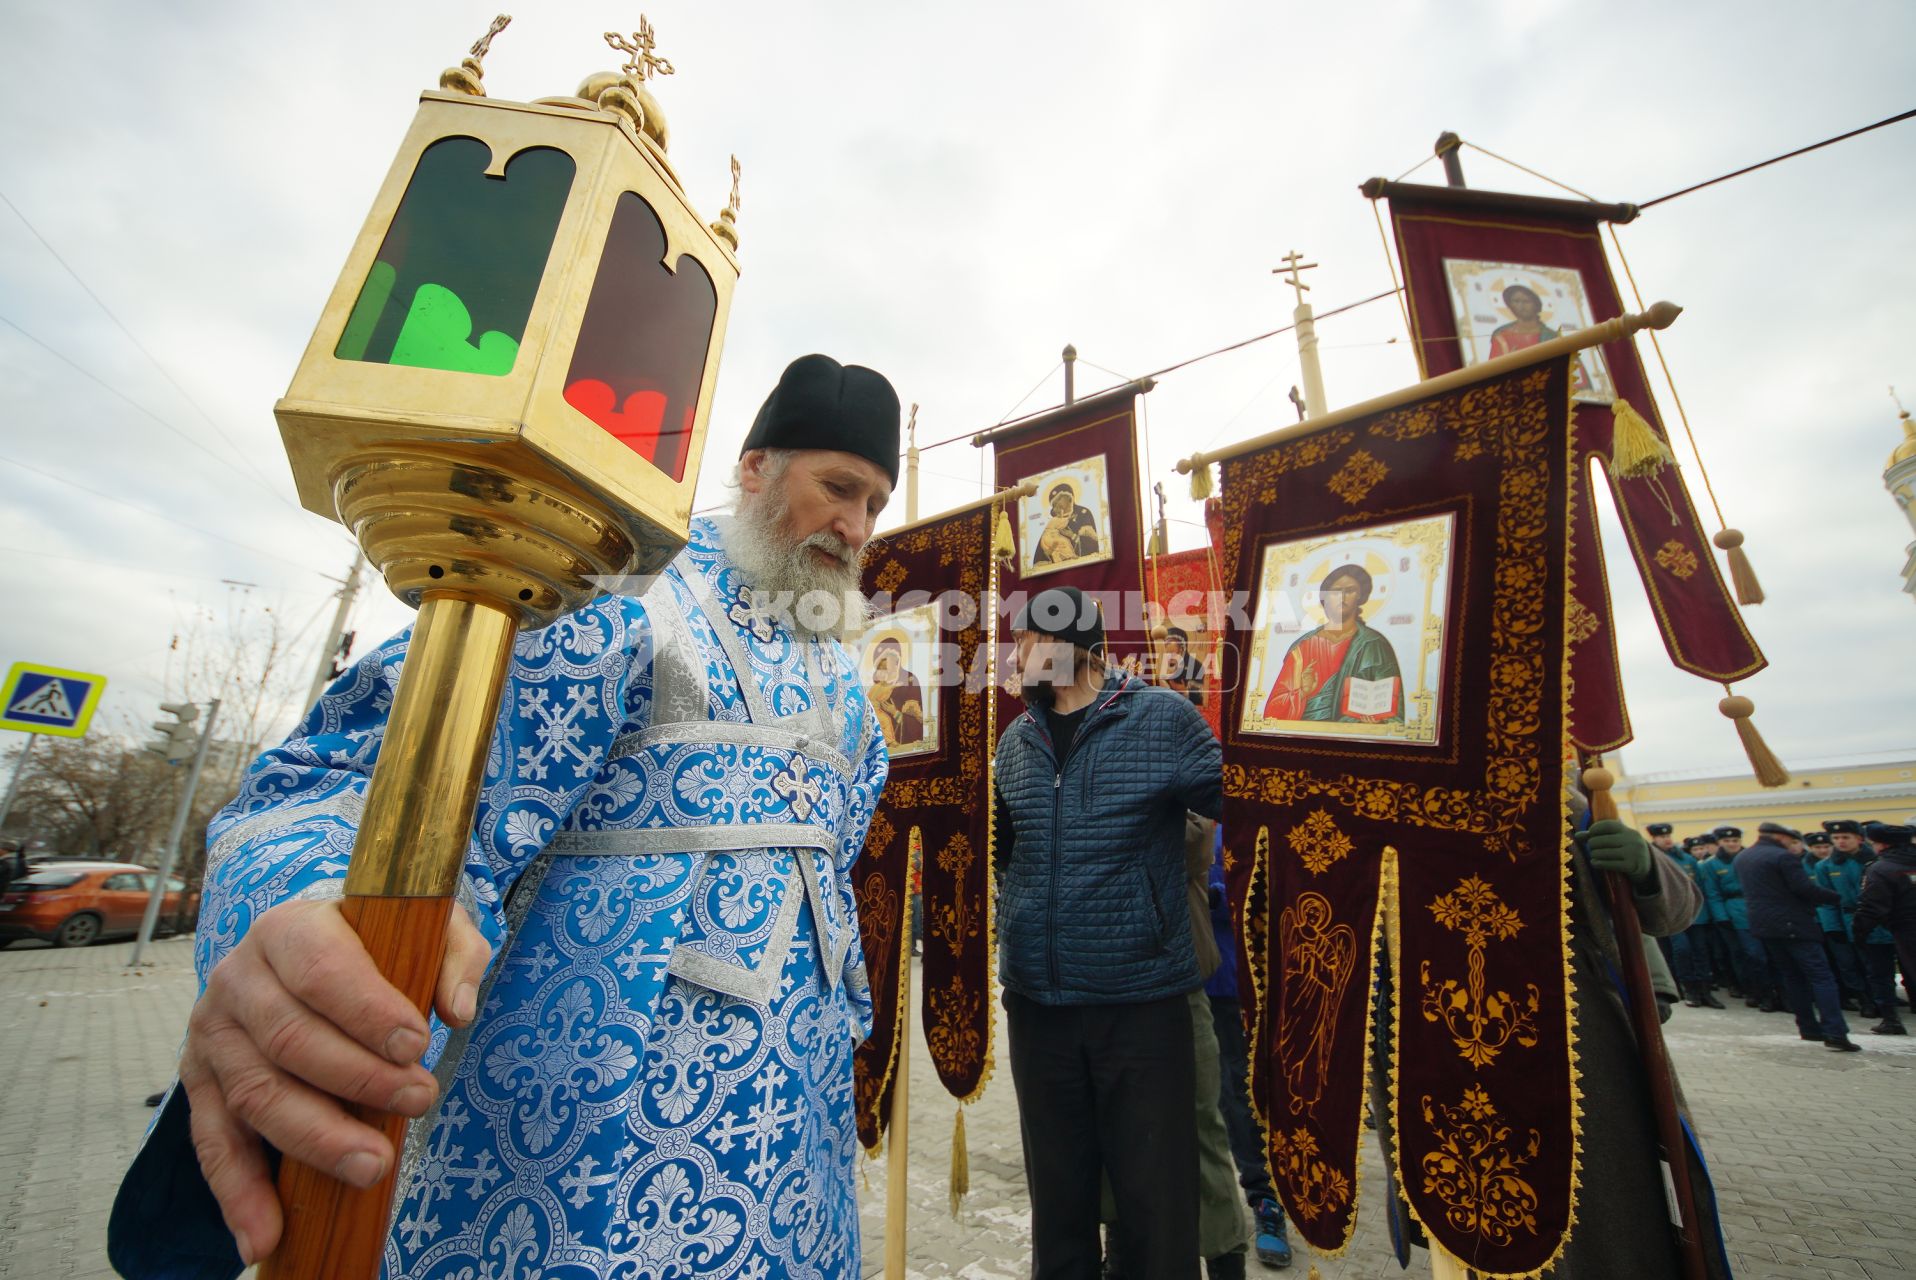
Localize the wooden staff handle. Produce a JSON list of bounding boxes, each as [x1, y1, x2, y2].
[[260, 895, 453, 1279], [1582, 764, 1710, 1280]]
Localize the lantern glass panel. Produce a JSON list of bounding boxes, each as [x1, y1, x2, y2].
[[561, 192, 718, 482], [334, 137, 575, 377]]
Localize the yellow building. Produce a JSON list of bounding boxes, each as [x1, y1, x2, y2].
[[1612, 750, 1916, 838]]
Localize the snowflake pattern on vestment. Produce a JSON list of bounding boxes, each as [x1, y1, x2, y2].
[[163, 517, 888, 1280]]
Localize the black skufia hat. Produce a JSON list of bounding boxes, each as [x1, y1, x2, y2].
[[740, 354, 901, 484], [1012, 586, 1107, 656]]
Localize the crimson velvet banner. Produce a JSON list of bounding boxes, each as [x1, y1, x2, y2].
[[1220, 359, 1580, 1274], [1379, 182, 1764, 751], [850, 500, 998, 1150], [1141, 545, 1226, 738], [985, 384, 1150, 729]]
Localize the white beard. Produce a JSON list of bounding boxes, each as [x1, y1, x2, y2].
[[718, 483, 869, 644]]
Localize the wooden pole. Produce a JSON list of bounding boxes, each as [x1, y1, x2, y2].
[[885, 944, 913, 1278], [1582, 763, 1710, 1280], [1178, 303, 1681, 477], [1062, 343, 1077, 405], [905, 404, 920, 524]]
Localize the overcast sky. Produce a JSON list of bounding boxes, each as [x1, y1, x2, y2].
[[2, 0, 1911, 780]]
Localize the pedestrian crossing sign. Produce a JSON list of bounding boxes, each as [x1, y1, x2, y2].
[[0, 662, 108, 737]]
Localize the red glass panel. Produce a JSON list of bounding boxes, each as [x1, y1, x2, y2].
[[562, 192, 717, 481]]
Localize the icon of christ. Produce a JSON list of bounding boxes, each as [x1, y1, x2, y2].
[[1261, 564, 1404, 724]]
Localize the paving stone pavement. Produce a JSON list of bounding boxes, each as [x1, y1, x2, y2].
[[2, 938, 1909, 1279]]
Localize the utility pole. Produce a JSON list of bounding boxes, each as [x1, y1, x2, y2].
[[305, 551, 365, 710], [1274, 250, 1327, 419], [130, 698, 220, 965]]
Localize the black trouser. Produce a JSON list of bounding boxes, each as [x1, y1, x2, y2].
[[1861, 940, 1902, 1016], [1208, 994, 1276, 1209], [1006, 988, 1199, 1279], [1761, 937, 1849, 1040]]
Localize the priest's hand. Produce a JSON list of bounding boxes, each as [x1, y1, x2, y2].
[[1578, 818, 1652, 884], [177, 897, 491, 1265]]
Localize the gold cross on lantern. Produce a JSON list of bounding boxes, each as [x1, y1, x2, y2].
[[1273, 249, 1319, 307], [606, 18, 675, 83], [728, 154, 742, 216], [470, 13, 511, 60]]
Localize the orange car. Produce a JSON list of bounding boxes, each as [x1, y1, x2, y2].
[[0, 860, 197, 949]]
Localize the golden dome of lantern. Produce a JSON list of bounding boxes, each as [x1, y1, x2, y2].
[[276, 14, 741, 624]]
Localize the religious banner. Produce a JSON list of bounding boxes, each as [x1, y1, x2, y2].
[[1369, 180, 1765, 751], [1219, 357, 1580, 1274], [1140, 545, 1226, 738], [980, 382, 1153, 728], [850, 497, 1000, 1151]]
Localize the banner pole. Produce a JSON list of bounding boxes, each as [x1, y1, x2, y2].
[[885, 940, 913, 1278], [1583, 763, 1710, 1280]]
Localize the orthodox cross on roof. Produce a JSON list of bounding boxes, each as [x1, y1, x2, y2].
[[1273, 249, 1319, 308], [470, 13, 511, 61], [1893, 385, 1909, 419], [606, 17, 674, 83], [728, 154, 742, 217]]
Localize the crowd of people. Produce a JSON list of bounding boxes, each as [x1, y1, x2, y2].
[[99, 352, 1916, 1279], [1650, 818, 1916, 1047]]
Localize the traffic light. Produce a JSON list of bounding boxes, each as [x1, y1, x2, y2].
[[147, 701, 200, 765]]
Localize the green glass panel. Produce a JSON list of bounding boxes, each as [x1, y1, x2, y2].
[[333, 137, 574, 376]]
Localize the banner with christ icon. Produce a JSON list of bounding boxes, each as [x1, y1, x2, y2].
[[1370, 180, 1765, 753], [1217, 357, 1580, 1274], [850, 496, 1002, 1152]]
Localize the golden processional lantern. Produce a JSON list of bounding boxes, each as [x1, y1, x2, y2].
[[263, 17, 739, 1278]]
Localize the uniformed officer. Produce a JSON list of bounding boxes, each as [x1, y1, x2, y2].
[[1688, 832, 1736, 995], [1854, 821, 1916, 1032], [1805, 830, 1869, 1013], [1663, 830, 1720, 1008], [1699, 826, 1778, 1010], [1829, 819, 1901, 1032]]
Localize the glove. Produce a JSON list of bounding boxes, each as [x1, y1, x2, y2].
[[1579, 818, 1652, 884]]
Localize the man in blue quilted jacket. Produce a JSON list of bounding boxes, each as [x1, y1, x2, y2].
[[993, 585, 1224, 1278]]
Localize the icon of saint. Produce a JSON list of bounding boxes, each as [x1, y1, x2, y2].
[[1262, 564, 1403, 724], [1032, 478, 1100, 566], [866, 634, 926, 748], [1486, 282, 1592, 393]]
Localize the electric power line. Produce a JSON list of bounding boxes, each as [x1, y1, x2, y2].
[[0, 449, 337, 579], [0, 188, 307, 517]]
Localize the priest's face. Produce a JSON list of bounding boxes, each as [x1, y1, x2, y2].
[[729, 448, 892, 641]]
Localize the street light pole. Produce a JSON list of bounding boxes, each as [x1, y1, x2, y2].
[[0, 735, 40, 835], [130, 698, 220, 965]]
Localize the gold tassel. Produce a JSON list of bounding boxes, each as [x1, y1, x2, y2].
[[1307, 1268, 1322, 1280], [1719, 693, 1789, 787], [1608, 398, 1674, 478], [992, 502, 1016, 561], [949, 1105, 969, 1218], [1712, 528, 1764, 605], [1189, 459, 1213, 500]]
